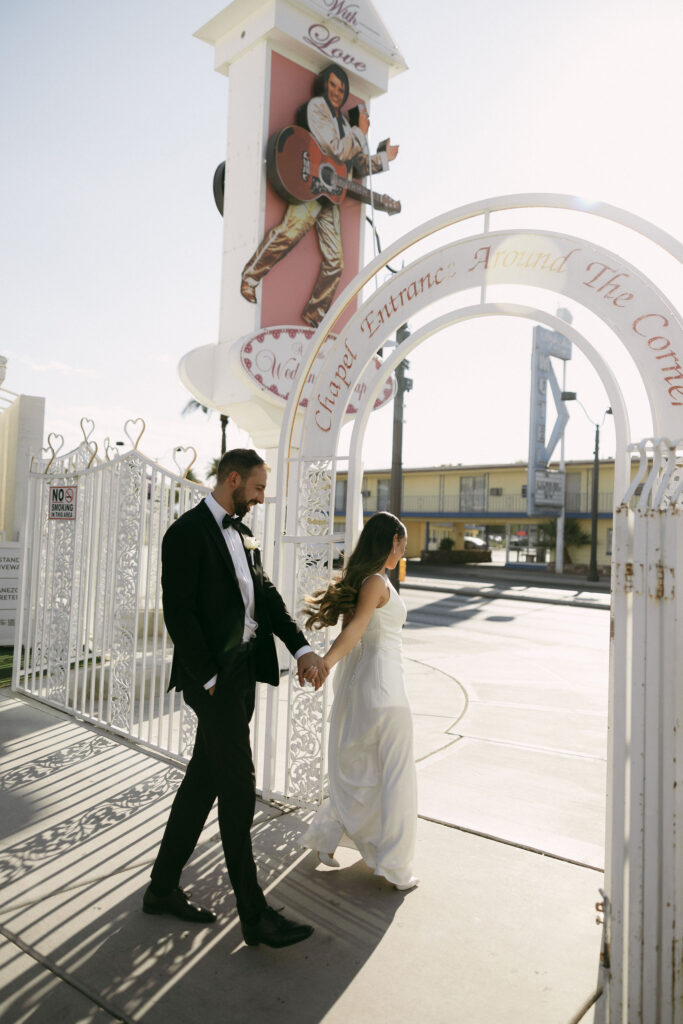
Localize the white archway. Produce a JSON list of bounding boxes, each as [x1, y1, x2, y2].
[[272, 196, 683, 1022]]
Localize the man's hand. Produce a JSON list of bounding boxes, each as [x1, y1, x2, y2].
[[297, 652, 329, 691]]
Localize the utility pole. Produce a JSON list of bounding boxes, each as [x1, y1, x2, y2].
[[561, 392, 611, 584], [389, 323, 412, 590], [588, 422, 600, 583]]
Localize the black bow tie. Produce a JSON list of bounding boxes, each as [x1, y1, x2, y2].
[[222, 514, 250, 536]]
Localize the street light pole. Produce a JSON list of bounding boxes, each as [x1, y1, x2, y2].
[[389, 323, 412, 591], [556, 360, 567, 573], [588, 422, 600, 583], [561, 392, 611, 584], [390, 363, 406, 523]]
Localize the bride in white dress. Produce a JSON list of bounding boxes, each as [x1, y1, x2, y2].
[[301, 512, 418, 890]]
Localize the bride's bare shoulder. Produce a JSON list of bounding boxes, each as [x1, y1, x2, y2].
[[360, 573, 390, 607]]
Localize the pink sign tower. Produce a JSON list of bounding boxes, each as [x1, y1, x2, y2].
[[181, 0, 406, 449]]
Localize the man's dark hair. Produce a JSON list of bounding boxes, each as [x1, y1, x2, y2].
[[313, 63, 349, 107], [216, 448, 268, 484]]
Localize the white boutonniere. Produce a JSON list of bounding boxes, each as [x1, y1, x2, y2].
[[243, 536, 259, 565]]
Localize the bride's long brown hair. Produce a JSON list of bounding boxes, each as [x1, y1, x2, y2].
[[303, 512, 407, 629]]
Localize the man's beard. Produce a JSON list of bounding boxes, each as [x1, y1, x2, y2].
[[232, 484, 251, 519]]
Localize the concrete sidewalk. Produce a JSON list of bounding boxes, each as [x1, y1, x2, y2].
[[1, 584, 608, 1023], [0, 669, 604, 1024]]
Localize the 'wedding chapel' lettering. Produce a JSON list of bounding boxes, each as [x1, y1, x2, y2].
[[315, 340, 358, 431]]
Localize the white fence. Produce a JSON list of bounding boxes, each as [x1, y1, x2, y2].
[[11, 426, 317, 805]]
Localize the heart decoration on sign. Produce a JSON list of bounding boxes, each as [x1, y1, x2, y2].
[[80, 418, 95, 444], [44, 433, 65, 474], [173, 446, 197, 479], [123, 418, 146, 450]]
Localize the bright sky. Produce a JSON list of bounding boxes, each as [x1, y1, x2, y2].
[[2, 0, 682, 482]]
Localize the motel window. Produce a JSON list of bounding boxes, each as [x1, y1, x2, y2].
[[377, 479, 390, 511], [566, 472, 582, 513], [460, 475, 486, 512], [335, 478, 347, 516]]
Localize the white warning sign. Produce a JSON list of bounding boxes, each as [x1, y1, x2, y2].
[[0, 542, 21, 645], [49, 485, 78, 520]]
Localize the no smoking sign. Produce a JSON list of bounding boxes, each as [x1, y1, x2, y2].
[[49, 485, 78, 520]]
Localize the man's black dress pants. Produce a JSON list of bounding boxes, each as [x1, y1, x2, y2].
[[150, 644, 268, 924]]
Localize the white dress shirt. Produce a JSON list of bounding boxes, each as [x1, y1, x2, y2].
[[203, 494, 311, 690]]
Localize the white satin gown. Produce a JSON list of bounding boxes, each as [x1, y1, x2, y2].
[[302, 574, 418, 887]]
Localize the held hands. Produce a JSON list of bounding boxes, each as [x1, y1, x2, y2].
[[297, 652, 329, 691]]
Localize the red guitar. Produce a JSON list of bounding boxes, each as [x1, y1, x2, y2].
[[266, 125, 401, 216]]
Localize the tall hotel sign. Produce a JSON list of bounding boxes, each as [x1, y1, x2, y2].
[[527, 327, 572, 516]]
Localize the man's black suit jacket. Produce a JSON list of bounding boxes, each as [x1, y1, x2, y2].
[[161, 500, 307, 695]]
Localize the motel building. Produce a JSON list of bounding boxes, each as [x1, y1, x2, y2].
[[334, 458, 634, 571]]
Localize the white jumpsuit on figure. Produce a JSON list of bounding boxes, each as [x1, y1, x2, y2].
[[302, 575, 417, 887]]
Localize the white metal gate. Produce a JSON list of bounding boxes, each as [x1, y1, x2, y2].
[[13, 423, 320, 802], [600, 437, 683, 1022], [13, 429, 207, 762]]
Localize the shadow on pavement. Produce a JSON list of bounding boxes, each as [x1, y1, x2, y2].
[[405, 591, 513, 629], [0, 694, 399, 1024]]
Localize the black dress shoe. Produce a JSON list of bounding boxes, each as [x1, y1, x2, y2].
[[142, 886, 217, 923], [241, 905, 314, 948]]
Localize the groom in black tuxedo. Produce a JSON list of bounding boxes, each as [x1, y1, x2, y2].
[[143, 448, 327, 947]]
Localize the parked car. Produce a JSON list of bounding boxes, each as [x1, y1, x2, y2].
[[463, 536, 487, 549]]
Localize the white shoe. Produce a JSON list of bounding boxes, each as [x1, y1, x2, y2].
[[394, 877, 419, 891], [317, 851, 340, 868]]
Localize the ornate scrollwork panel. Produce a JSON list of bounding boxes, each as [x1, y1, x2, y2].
[[284, 457, 340, 805], [109, 455, 144, 731], [297, 458, 334, 537], [45, 480, 78, 705]]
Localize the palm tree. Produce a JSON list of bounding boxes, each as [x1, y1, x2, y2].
[[181, 399, 229, 456], [206, 457, 221, 481], [539, 518, 591, 565]]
